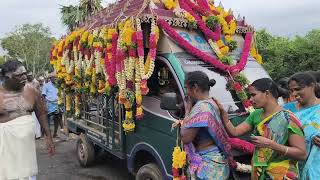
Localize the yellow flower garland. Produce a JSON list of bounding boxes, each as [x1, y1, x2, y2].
[[66, 94, 71, 112], [250, 47, 263, 64], [75, 95, 81, 117], [172, 146, 187, 169], [163, 0, 177, 10]]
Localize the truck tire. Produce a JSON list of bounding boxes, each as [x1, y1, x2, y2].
[[136, 163, 163, 180], [76, 134, 95, 167]]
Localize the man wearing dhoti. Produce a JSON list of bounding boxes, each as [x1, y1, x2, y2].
[[0, 60, 54, 180]]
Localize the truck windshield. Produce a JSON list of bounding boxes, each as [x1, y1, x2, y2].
[[175, 52, 270, 114]]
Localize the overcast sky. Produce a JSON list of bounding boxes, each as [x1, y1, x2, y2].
[[0, 0, 319, 39]]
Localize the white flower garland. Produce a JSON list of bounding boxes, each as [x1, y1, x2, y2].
[[236, 162, 251, 173], [116, 24, 127, 91], [137, 18, 157, 80]]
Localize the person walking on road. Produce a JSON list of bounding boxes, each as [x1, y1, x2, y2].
[[42, 72, 63, 138], [0, 59, 54, 180]]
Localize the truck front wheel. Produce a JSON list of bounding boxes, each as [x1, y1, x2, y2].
[[76, 134, 95, 167], [136, 163, 163, 180]]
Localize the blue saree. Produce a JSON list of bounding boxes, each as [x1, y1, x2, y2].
[[284, 102, 320, 180]]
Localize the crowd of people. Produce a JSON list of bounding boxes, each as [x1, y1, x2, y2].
[[179, 71, 319, 180]]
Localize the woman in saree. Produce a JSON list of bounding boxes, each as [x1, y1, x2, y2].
[[216, 78, 307, 180], [284, 72, 320, 180], [179, 71, 236, 179]]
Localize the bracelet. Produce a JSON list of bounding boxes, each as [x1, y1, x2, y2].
[[283, 146, 289, 156]]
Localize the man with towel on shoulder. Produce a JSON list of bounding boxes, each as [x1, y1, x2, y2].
[[0, 59, 54, 180]]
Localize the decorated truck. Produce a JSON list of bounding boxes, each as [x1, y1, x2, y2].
[[49, 0, 269, 179]]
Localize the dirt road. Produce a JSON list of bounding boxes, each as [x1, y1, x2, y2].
[[36, 137, 134, 180]]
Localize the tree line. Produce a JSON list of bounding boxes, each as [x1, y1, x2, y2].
[[256, 29, 320, 80], [0, 23, 55, 76]]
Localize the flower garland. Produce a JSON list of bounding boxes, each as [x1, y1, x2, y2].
[[97, 28, 108, 94], [163, 0, 177, 10], [173, 7, 196, 27], [207, 41, 254, 111], [73, 33, 83, 117], [157, 18, 252, 73], [105, 31, 118, 86], [93, 29, 103, 75], [135, 56, 144, 119], [172, 146, 187, 180], [250, 46, 263, 64], [116, 19, 135, 133], [136, 18, 160, 95], [180, 0, 221, 41], [102, 28, 116, 94], [66, 93, 72, 112], [217, 14, 236, 42], [183, 0, 211, 16], [122, 89, 136, 133], [135, 18, 148, 95]]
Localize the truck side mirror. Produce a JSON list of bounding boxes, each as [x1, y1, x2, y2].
[[160, 93, 179, 110]]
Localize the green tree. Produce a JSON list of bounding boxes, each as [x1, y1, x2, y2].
[[255, 29, 320, 80], [255, 29, 275, 62], [60, 0, 102, 31], [0, 23, 55, 76]]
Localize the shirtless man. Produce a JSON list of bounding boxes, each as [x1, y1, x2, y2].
[[26, 71, 40, 90], [0, 60, 54, 180]]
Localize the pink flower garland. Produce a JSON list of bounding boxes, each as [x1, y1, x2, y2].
[[195, 0, 210, 13], [127, 33, 138, 90], [136, 21, 159, 95], [158, 19, 252, 73], [136, 31, 144, 60], [104, 34, 118, 86], [229, 138, 254, 154], [182, 0, 211, 16], [116, 49, 126, 77], [179, 0, 220, 41], [136, 29, 149, 95], [149, 33, 157, 60]]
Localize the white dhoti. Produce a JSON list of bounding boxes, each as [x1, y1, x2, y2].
[[32, 112, 41, 138], [0, 115, 38, 180]]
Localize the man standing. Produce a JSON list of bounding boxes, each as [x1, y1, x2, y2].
[[42, 72, 63, 138], [0, 60, 54, 180], [26, 71, 40, 90], [38, 76, 45, 92]]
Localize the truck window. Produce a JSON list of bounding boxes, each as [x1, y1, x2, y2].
[[146, 59, 184, 119]]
